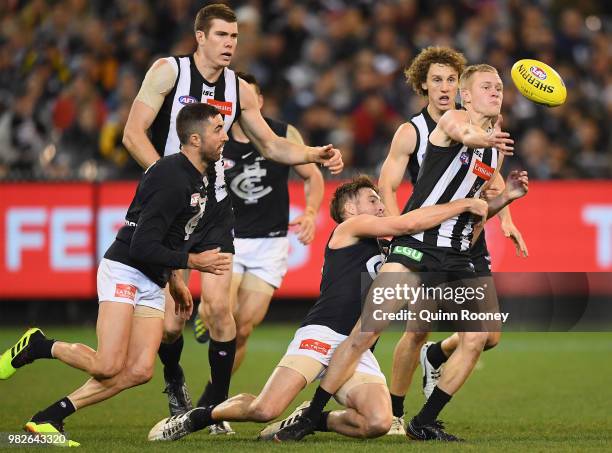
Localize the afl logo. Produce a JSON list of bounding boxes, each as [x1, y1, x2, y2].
[[179, 95, 198, 105], [459, 151, 470, 166], [529, 66, 547, 80]]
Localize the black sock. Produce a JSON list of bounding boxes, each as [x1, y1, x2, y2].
[[189, 405, 215, 431], [32, 397, 75, 423], [413, 386, 451, 426], [202, 338, 236, 405], [28, 338, 56, 360], [426, 341, 448, 369], [390, 393, 405, 418], [314, 411, 330, 432], [198, 381, 214, 407], [303, 386, 333, 424], [158, 335, 184, 382]]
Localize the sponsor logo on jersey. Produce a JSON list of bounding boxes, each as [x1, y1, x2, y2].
[[190, 193, 200, 206], [223, 158, 235, 170], [202, 88, 215, 97], [459, 151, 470, 165], [473, 159, 494, 181], [529, 66, 547, 80], [299, 338, 331, 355], [179, 95, 198, 105], [206, 99, 233, 116], [392, 246, 423, 262], [115, 283, 137, 300]]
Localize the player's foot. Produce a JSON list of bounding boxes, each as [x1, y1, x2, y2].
[[162, 374, 193, 416], [272, 415, 315, 442], [258, 401, 310, 440], [24, 420, 80, 447], [421, 341, 442, 399], [148, 407, 210, 441], [193, 317, 210, 344], [207, 421, 235, 435], [406, 418, 462, 442], [0, 328, 46, 380], [386, 416, 406, 435]]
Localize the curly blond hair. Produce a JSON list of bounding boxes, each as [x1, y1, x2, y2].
[[405, 47, 467, 97]]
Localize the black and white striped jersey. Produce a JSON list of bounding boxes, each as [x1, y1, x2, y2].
[[407, 107, 437, 185], [403, 141, 498, 251], [149, 55, 241, 204]]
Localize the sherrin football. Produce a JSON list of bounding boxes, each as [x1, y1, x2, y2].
[[510, 59, 567, 107]]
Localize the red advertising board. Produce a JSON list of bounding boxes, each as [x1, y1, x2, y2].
[[1, 181, 611, 299]]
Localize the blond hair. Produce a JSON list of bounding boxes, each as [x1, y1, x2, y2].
[[459, 64, 499, 90]]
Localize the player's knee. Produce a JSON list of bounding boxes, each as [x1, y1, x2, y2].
[[236, 322, 254, 345], [349, 332, 377, 352], [363, 414, 392, 438], [462, 332, 488, 353], [91, 360, 124, 380], [248, 401, 280, 422], [484, 331, 501, 351], [162, 326, 183, 344], [402, 331, 428, 346], [125, 364, 154, 386]]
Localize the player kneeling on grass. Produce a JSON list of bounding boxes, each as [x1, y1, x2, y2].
[[147, 175, 489, 442], [0, 103, 231, 447]]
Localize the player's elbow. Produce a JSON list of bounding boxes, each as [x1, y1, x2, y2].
[[398, 218, 422, 235]]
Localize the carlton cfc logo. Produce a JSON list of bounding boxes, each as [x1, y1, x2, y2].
[[529, 66, 547, 80], [179, 95, 198, 105]]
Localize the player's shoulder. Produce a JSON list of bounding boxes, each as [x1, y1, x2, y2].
[[391, 121, 418, 154], [439, 109, 468, 124], [146, 154, 187, 179]]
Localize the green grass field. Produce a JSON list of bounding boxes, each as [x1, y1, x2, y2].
[[1, 325, 611, 452]]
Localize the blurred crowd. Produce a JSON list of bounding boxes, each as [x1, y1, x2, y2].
[[0, 0, 610, 181]]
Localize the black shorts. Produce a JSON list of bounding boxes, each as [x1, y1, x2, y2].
[[189, 197, 235, 254], [469, 232, 492, 277], [387, 235, 474, 284]]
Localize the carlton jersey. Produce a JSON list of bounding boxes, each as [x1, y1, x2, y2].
[[403, 141, 498, 251], [149, 55, 241, 207], [104, 153, 207, 288], [223, 117, 290, 238], [301, 236, 385, 336]]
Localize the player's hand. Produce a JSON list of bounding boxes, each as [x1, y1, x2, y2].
[[188, 248, 231, 275], [169, 278, 193, 319], [504, 170, 529, 201], [488, 114, 514, 155], [313, 145, 343, 174], [501, 220, 529, 258], [289, 212, 316, 245]]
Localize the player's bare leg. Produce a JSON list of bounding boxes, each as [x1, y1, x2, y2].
[[197, 255, 237, 409], [232, 272, 275, 373], [326, 383, 392, 438]]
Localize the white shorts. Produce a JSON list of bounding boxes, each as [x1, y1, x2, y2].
[[233, 237, 289, 288], [97, 258, 165, 313], [281, 325, 386, 382]]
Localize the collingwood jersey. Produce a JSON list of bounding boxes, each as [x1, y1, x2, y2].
[[301, 236, 385, 336], [149, 55, 241, 205], [223, 117, 290, 238], [404, 141, 498, 251], [407, 107, 437, 184]]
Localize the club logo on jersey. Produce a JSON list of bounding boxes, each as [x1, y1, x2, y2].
[[206, 99, 233, 116], [529, 66, 547, 80], [473, 160, 494, 181], [299, 339, 331, 355], [115, 284, 137, 300], [392, 246, 423, 262], [459, 151, 470, 166], [366, 254, 385, 280], [223, 158, 235, 170], [179, 95, 198, 105], [190, 193, 200, 207], [230, 161, 272, 204]]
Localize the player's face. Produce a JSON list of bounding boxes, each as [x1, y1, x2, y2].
[[423, 64, 459, 112], [355, 188, 385, 217], [468, 71, 503, 117], [200, 114, 228, 162], [198, 19, 238, 68]]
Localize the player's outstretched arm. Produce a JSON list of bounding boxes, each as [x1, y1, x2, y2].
[[379, 123, 417, 216], [289, 125, 324, 245], [435, 110, 514, 154], [338, 198, 488, 240], [123, 59, 177, 169], [237, 78, 343, 174], [486, 170, 529, 218]]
